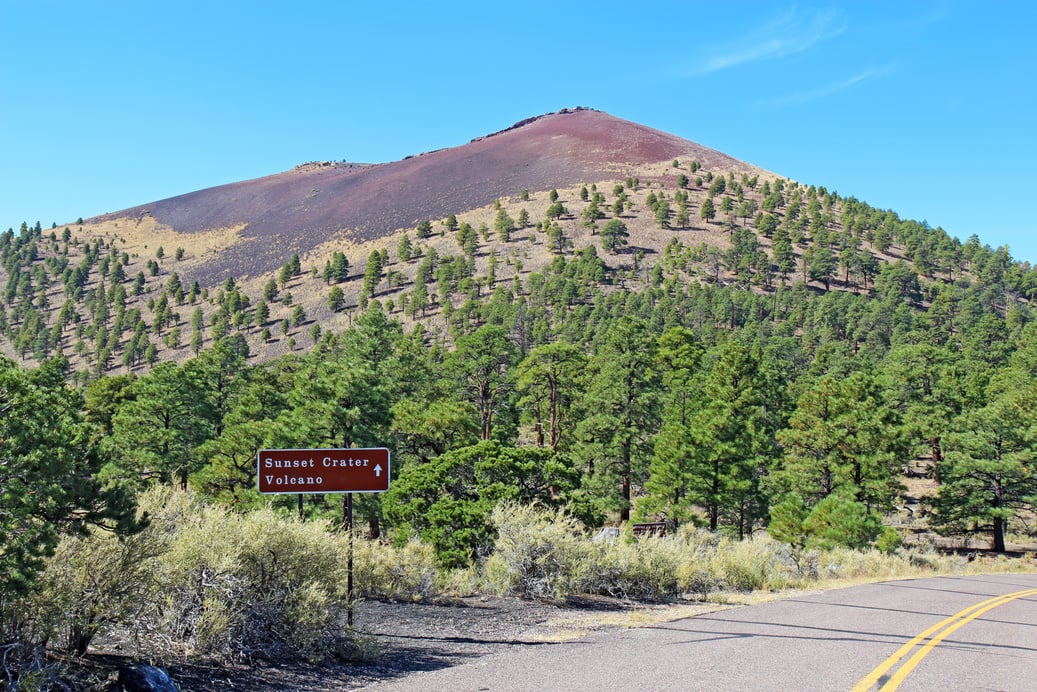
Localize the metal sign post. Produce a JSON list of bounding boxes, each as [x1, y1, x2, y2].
[[346, 492, 354, 626]]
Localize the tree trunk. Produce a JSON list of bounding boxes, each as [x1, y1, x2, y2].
[[710, 459, 720, 531], [991, 474, 1006, 552], [620, 474, 631, 523], [992, 516, 1006, 553]]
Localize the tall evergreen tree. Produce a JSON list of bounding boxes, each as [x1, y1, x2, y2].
[[686, 342, 783, 535], [773, 373, 905, 512], [515, 342, 586, 449], [0, 358, 139, 597], [449, 325, 518, 441], [574, 318, 661, 522], [930, 373, 1037, 552]]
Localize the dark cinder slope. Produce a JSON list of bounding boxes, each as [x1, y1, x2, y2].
[[96, 108, 750, 284]]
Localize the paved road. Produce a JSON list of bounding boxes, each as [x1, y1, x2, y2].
[[363, 574, 1037, 691]]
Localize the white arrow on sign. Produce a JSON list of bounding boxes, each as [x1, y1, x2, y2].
[[374, 464, 383, 477]]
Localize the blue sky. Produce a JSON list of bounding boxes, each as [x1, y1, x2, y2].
[[3, 1, 1036, 264]]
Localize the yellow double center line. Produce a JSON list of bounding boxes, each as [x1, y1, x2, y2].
[[852, 586, 1037, 691]]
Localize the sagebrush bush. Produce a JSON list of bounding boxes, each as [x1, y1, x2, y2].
[[485, 502, 592, 600], [672, 528, 725, 598], [353, 535, 437, 601], [436, 565, 484, 596], [0, 596, 59, 690], [32, 485, 186, 656], [714, 535, 790, 592], [484, 505, 804, 601], [38, 522, 164, 654], [818, 547, 907, 579], [133, 489, 351, 662], [587, 537, 684, 600]]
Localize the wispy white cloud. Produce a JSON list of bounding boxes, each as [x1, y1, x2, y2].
[[694, 7, 847, 75], [764, 64, 897, 106]]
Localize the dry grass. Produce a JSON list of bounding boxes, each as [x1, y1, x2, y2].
[[74, 216, 249, 264], [533, 556, 1037, 643]]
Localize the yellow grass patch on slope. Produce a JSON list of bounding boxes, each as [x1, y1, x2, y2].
[[73, 215, 247, 268]]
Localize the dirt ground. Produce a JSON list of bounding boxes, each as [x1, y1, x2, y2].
[[62, 595, 717, 691]]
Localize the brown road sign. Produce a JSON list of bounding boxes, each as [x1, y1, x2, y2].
[[257, 448, 390, 494]]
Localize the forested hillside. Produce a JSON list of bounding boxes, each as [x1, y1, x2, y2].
[[4, 159, 1037, 554], [3, 116, 1037, 682]]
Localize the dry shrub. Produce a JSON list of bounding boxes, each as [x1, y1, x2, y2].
[[818, 544, 974, 580], [586, 537, 684, 600], [672, 528, 726, 598], [587, 529, 793, 600], [27, 486, 187, 659], [484, 504, 799, 602], [352, 536, 437, 601], [146, 501, 350, 662], [712, 535, 791, 592], [435, 566, 484, 597], [485, 502, 592, 600], [38, 523, 164, 655], [818, 547, 911, 580]]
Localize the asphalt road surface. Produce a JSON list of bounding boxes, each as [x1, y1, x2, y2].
[[363, 573, 1037, 691]]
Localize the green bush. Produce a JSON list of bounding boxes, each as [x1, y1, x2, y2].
[[875, 526, 904, 554], [384, 441, 582, 568], [802, 495, 881, 550]]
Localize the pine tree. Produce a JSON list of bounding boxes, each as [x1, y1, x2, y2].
[[700, 197, 716, 224], [327, 285, 345, 312], [362, 250, 384, 297], [0, 360, 140, 598], [574, 318, 661, 522], [600, 219, 629, 253], [398, 233, 413, 262], [494, 208, 515, 242]]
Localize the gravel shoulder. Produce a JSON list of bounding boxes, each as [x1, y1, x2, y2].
[[70, 595, 732, 690]]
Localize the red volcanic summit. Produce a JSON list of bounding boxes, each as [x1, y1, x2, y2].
[[97, 108, 749, 283]]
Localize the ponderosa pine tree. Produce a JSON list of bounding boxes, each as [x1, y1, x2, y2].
[[773, 372, 905, 513], [685, 342, 783, 536], [641, 327, 704, 525], [574, 317, 660, 522], [880, 343, 963, 464], [929, 373, 1037, 552], [105, 361, 212, 490], [494, 208, 515, 242], [0, 358, 140, 598], [327, 285, 345, 312], [515, 342, 586, 449], [449, 324, 518, 441], [362, 250, 383, 298], [700, 197, 716, 224], [600, 219, 629, 253]]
